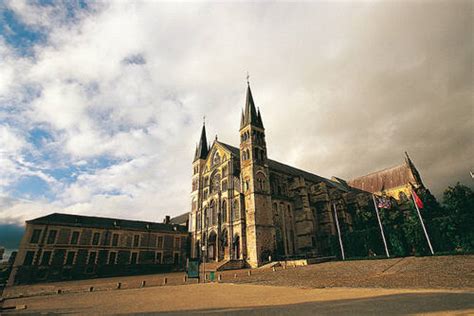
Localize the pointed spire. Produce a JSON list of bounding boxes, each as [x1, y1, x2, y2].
[[404, 151, 424, 187], [257, 107, 264, 128], [241, 82, 263, 129], [194, 121, 209, 161]]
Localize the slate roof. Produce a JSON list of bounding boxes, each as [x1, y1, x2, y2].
[[170, 212, 189, 226], [347, 163, 415, 193], [27, 213, 188, 233], [217, 142, 351, 191]]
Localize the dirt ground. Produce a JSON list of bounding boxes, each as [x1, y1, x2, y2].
[[2, 283, 473, 315]]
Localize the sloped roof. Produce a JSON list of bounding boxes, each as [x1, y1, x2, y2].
[[27, 213, 188, 233], [347, 163, 415, 193], [217, 142, 348, 191], [170, 212, 189, 226]]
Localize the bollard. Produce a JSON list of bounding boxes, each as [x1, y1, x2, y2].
[[218, 274, 222, 281], [248, 270, 252, 276], [57, 289, 62, 294], [89, 286, 94, 292], [163, 277, 167, 285], [183, 275, 187, 283], [234, 273, 237, 279], [141, 280, 146, 288], [116, 282, 122, 289]]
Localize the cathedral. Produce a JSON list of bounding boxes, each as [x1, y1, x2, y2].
[[189, 83, 425, 268]]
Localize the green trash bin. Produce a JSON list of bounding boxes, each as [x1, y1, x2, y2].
[[209, 271, 215, 282]]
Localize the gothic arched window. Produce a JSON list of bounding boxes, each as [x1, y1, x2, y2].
[[213, 151, 221, 166], [210, 172, 221, 193], [222, 200, 227, 223]]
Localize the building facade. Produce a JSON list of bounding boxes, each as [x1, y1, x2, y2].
[[8, 213, 189, 285], [189, 83, 381, 268]]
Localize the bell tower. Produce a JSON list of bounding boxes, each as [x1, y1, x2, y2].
[[239, 80, 275, 267], [191, 120, 208, 258]]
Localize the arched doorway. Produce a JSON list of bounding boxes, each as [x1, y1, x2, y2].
[[233, 234, 240, 260], [208, 231, 217, 261]]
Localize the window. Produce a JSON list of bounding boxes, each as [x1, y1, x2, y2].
[[196, 213, 201, 230], [87, 252, 97, 265], [174, 253, 180, 264], [233, 199, 240, 220], [222, 200, 227, 222], [156, 252, 162, 264], [47, 230, 57, 244], [211, 172, 221, 192], [130, 252, 138, 264], [65, 252, 75, 265], [23, 251, 35, 265], [109, 252, 117, 265], [92, 232, 101, 245], [30, 229, 42, 244], [70, 231, 80, 245], [212, 152, 221, 166], [133, 235, 140, 247], [174, 237, 181, 250], [112, 234, 119, 247], [40, 251, 51, 265], [157, 236, 164, 248], [221, 179, 227, 191]]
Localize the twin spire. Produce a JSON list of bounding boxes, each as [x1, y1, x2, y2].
[[194, 121, 209, 161], [195, 79, 264, 161], [240, 83, 264, 129]]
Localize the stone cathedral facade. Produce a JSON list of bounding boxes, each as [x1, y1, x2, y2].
[[189, 83, 425, 268]]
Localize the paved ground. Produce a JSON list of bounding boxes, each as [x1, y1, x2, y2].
[[4, 255, 472, 299], [2, 283, 473, 315], [2, 255, 473, 314], [227, 255, 474, 289]]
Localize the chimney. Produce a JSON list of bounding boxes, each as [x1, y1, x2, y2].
[[164, 216, 170, 224]]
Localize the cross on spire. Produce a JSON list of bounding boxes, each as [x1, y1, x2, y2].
[[246, 71, 250, 86]]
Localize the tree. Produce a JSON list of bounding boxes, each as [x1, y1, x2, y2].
[[441, 183, 474, 252]]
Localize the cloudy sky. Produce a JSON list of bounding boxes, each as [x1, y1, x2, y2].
[[0, 0, 472, 230]]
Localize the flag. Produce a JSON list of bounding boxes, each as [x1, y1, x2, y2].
[[412, 189, 424, 209], [376, 196, 391, 209]]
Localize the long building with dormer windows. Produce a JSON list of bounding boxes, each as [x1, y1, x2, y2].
[[8, 213, 188, 285]]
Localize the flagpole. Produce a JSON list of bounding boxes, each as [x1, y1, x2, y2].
[[333, 203, 345, 260], [372, 194, 390, 258], [411, 192, 434, 255]]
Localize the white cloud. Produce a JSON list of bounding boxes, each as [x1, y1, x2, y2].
[[0, 1, 472, 226]]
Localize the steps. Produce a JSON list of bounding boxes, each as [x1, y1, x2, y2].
[[202, 260, 247, 272]]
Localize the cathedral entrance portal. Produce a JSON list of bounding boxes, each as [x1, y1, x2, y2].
[[208, 231, 217, 261]]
